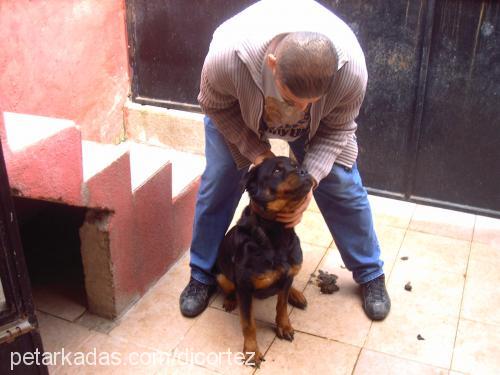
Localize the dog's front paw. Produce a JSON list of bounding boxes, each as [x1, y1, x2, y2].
[[243, 345, 264, 367], [276, 323, 295, 341]]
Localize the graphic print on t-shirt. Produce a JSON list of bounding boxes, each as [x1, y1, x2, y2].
[[262, 96, 310, 139]]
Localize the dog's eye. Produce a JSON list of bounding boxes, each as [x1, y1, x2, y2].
[[273, 167, 281, 175]]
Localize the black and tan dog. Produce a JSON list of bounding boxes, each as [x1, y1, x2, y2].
[[216, 156, 314, 366]]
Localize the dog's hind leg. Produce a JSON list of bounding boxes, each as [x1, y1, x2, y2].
[[223, 292, 237, 312], [288, 285, 308, 309], [216, 274, 238, 311]]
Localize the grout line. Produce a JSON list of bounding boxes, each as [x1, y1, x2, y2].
[[37, 309, 88, 325], [350, 345, 364, 375], [470, 214, 478, 243], [449, 222, 475, 371], [407, 201, 418, 229], [73, 308, 88, 322]]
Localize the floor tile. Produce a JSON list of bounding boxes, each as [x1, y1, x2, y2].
[[373, 225, 407, 274], [155, 359, 219, 374], [308, 196, 321, 213], [365, 307, 457, 368], [473, 215, 500, 248], [37, 311, 93, 353], [32, 284, 86, 322], [354, 349, 448, 375], [109, 274, 198, 352], [259, 332, 360, 374], [387, 261, 465, 319], [175, 308, 275, 374], [468, 241, 500, 265], [295, 211, 333, 247], [369, 195, 416, 229], [290, 250, 372, 347], [37, 311, 94, 374], [398, 231, 470, 275], [293, 242, 329, 290], [409, 205, 475, 241], [461, 250, 500, 326], [54, 332, 163, 375], [153, 251, 191, 297], [452, 319, 500, 374], [74, 311, 120, 334]]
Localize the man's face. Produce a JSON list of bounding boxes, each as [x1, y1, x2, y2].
[[274, 78, 321, 112]]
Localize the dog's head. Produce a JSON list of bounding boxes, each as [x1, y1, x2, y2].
[[244, 156, 314, 216]]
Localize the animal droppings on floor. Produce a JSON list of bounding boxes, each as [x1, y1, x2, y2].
[[312, 269, 340, 294], [404, 281, 412, 291]]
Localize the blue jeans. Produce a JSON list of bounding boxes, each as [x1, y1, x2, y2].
[[189, 116, 384, 285]]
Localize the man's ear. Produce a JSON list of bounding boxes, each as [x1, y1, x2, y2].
[[267, 53, 277, 72]]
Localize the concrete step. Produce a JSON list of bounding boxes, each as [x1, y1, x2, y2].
[[80, 140, 204, 317], [124, 100, 205, 155], [81, 140, 131, 209], [124, 99, 291, 158], [1, 112, 83, 205], [129, 141, 205, 271]]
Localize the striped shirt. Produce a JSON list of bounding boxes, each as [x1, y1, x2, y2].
[[197, 0, 368, 183]]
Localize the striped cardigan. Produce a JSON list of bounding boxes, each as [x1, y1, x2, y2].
[[197, 0, 368, 183]]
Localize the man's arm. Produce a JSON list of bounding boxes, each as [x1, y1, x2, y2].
[[302, 62, 368, 184], [197, 52, 271, 165]]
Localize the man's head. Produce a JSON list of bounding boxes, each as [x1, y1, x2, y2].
[[266, 32, 337, 110]]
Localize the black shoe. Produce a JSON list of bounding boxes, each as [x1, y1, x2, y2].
[[179, 277, 216, 317], [361, 274, 391, 321]]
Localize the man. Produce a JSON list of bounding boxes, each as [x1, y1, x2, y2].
[[179, 0, 391, 321]]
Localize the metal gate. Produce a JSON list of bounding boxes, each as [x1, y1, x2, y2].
[[0, 141, 48, 374], [126, 0, 500, 217]]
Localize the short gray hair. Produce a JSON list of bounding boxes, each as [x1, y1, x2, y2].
[[275, 32, 337, 98]]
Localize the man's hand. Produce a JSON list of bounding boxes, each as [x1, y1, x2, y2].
[[276, 188, 313, 228], [254, 150, 275, 166]]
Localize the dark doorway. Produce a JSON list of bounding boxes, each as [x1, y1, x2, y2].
[[13, 198, 88, 321]]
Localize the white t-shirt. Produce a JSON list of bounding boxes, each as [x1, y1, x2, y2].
[[260, 63, 311, 141]]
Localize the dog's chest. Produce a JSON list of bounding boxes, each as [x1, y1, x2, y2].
[[251, 262, 301, 290], [246, 234, 300, 285]]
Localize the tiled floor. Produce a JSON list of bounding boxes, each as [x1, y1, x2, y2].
[[36, 194, 500, 374]]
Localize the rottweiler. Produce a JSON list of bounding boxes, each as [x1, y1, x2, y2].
[[216, 156, 314, 366]]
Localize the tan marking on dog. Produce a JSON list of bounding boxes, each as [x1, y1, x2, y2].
[[288, 263, 302, 277], [251, 269, 282, 289], [265, 173, 306, 213], [266, 198, 288, 212], [288, 286, 307, 309], [216, 274, 235, 294]]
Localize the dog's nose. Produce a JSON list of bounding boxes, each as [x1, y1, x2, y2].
[[299, 169, 308, 176]]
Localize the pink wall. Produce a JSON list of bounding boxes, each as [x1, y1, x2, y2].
[[0, 0, 130, 143]]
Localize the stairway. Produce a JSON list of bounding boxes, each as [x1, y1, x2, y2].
[[1, 111, 205, 319]]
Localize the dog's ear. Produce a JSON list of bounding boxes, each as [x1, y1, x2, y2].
[[242, 166, 258, 196], [243, 165, 273, 206]]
